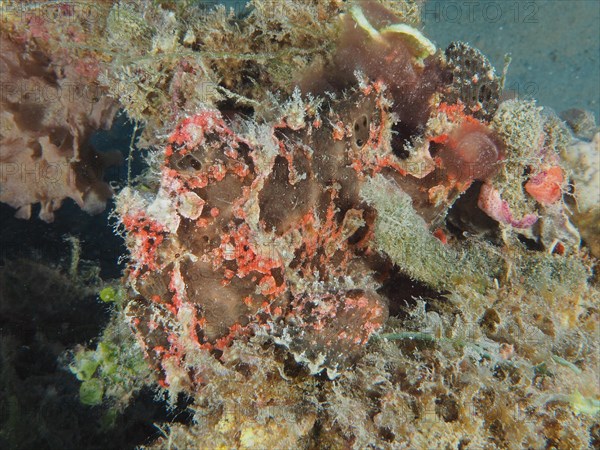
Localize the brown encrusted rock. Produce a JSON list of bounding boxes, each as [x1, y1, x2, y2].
[[0, 35, 120, 222]]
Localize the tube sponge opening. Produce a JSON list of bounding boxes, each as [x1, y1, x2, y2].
[[437, 122, 504, 182]]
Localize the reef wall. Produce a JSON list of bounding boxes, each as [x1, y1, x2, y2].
[[3, 1, 597, 448]]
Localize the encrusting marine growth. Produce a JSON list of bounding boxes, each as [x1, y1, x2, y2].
[[116, 0, 515, 382], [3, 1, 598, 448]]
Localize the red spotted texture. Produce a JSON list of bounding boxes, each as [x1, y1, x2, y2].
[[123, 90, 401, 383], [119, 11, 508, 384]]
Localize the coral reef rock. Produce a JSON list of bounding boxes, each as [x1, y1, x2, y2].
[[44, 1, 598, 448], [0, 9, 121, 221]]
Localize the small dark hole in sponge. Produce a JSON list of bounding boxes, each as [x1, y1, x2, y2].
[[171, 153, 203, 171], [188, 156, 202, 171], [353, 114, 370, 148]]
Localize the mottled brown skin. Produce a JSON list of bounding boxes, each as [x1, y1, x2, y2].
[[261, 94, 377, 235], [126, 74, 503, 378], [296, 2, 454, 226], [125, 91, 398, 377], [301, 1, 445, 142]]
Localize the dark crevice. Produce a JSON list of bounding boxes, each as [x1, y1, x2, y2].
[[445, 181, 500, 243], [378, 267, 447, 320], [390, 121, 417, 160]]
